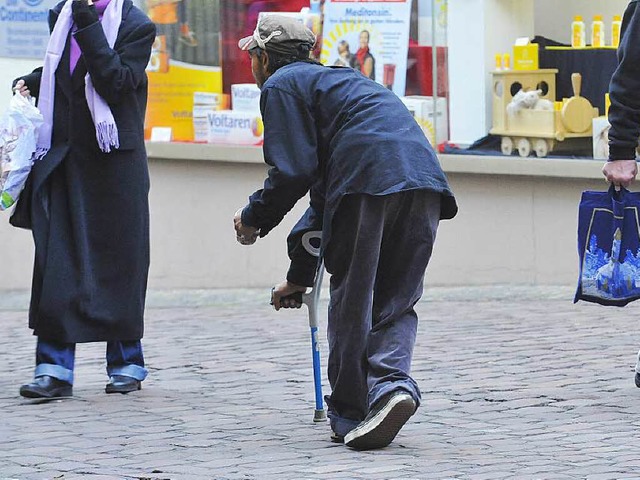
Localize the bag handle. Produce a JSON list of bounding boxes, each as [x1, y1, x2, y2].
[[609, 183, 628, 201]]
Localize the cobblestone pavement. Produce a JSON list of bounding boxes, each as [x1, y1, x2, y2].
[[2, 286, 640, 480]]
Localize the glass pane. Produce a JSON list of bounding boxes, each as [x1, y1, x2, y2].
[[220, 0, 309, 93], [406, 0, 449, 149]]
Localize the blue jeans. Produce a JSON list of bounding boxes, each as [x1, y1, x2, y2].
[[34, 338, 148, 385], [323, 191, 441, 437]]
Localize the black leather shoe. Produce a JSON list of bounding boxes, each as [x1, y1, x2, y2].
[[635, 372, 640, 388], [105, 375, 141, 394], [20, 375, 72, 399]]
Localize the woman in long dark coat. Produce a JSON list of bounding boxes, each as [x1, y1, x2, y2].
[[12, 0, 155, 398]]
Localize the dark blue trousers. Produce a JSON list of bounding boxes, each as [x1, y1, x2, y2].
[[35, 338, 148, 385], [324, 190, 441, 436]]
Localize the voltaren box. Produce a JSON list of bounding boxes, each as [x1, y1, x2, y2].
[[199, 110, 264, 146], [193, 105, 217, 143], [193, 91, 229, 109], [231, 84, 262, 113], [192, 93, 230, 143], [400, 96, 449, 148]]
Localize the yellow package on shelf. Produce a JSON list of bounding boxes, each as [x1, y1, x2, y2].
[[513, 41, 539, 71]]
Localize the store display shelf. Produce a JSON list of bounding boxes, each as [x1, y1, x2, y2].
[[145, 141, 264, 164], [439, 154, 603, 179], [145, 141, 605, 180]]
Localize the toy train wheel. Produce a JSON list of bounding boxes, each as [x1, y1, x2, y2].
[[517, 138, 531, 157], [501, 137, 514, 156], [533, 139, 550, 158]]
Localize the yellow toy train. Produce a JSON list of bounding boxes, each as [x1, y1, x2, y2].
[[490, 69, 599, 157]]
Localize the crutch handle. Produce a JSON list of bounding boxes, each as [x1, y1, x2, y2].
[[277, 291, 304, 305], [271, 286, 318, 311]]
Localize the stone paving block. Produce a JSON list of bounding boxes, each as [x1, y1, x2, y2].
[[3, 287, 640, 479], [586, 474, 630, 480]]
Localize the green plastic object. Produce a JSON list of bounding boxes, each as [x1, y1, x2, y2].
[[0, 190, 15, 210]]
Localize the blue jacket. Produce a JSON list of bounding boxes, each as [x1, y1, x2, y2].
[[242, 62, 457, 286], [609, 0, 640, 160]]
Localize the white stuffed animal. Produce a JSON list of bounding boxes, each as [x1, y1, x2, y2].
[[506, 89, 554, 116]]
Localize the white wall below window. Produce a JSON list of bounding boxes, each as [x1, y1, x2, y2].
[[0, 145, 611, 291]]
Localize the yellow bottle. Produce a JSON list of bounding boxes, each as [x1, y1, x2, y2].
[[502, 53, 511, 70], [591, 15, 605, 47], [571, 15, 586, 48], [612, 15, 622, 48]]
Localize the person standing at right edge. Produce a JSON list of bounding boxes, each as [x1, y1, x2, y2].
[[11, 0, 155, 399], [603, 1, 640, 387]]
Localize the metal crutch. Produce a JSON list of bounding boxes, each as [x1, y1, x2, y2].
[[305, 263, 326, 422], [278, 231, 327, 422]]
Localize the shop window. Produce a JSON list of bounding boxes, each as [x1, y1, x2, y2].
[[143, 0, 451, 146], [220, 1, 309, 93]]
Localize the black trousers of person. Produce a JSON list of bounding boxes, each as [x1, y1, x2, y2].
[[323, 189, 441, 436]]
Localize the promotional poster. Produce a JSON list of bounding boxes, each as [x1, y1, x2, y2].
[[320, 0, 413, 97], [144, 0, 222, 141]]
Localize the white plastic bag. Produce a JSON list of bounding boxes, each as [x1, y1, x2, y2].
[[0, 93, 43, 211]]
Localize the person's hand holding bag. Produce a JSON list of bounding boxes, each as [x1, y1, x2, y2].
[[603, 160, 638, 189], [72, 0, 99, 29]]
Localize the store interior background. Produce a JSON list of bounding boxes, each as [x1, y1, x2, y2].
[[0, 1, 628, 144], [0, 0, 631, 292], [448, 0, 628, 145]]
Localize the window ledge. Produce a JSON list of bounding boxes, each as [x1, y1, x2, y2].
[[145, 142, 605, 180]]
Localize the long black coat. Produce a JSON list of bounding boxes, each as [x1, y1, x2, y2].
[[10, 0, 156, 343]]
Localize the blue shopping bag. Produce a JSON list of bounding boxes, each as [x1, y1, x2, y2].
[[575, 185, 640, 306]]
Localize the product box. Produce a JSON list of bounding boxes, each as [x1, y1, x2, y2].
[[192, 93, 230, 142], [196, 110, 264, 145], [193, 91, 230, 109], [513, 38, 539, 71], [231, 84, 262, 113], [400, 96, 449, 148], [593, 116, 610, 160], [192, 105, 218, 143]]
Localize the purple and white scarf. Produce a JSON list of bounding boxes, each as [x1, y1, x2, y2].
[[36, 0, 123, 158]]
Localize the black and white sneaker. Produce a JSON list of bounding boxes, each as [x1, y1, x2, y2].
[[635, 372, 640, 388], [344, 391, 416, 450]]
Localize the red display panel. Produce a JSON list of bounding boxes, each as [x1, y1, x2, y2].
[[220, 0, 309, 93]]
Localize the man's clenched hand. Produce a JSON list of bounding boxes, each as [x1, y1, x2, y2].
[[602, 160, 638, 188]]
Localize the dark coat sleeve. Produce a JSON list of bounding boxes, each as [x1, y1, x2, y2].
[[241, 86, 319, 236], [286, 182, 325, 286], [72, 10, 156, 104], [12, 68, 43, 99], [608, 0, 640, 160]]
